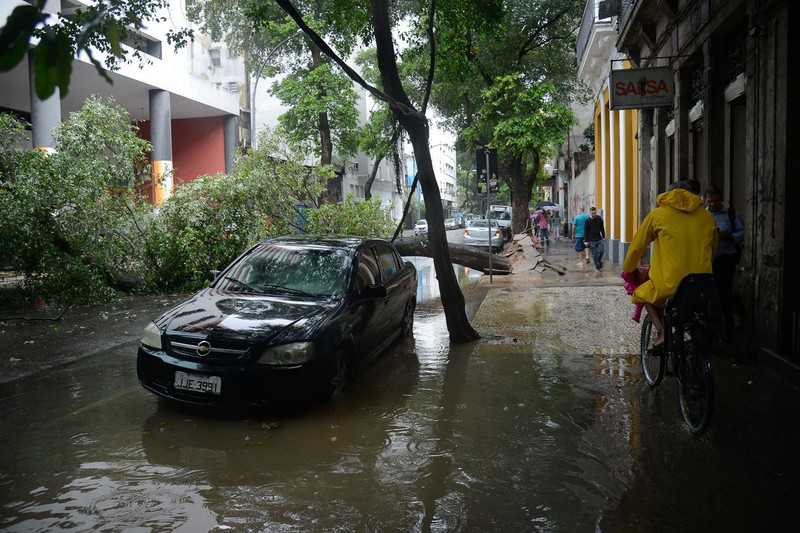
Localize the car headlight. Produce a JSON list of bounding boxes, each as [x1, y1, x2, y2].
[[258, 342, 315, 366], [141, 321, 163, 350]]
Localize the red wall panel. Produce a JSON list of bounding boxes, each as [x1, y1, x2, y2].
[[137, 116, 226, 184]]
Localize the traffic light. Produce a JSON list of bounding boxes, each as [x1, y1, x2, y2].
[[476, 147, 497, 185]]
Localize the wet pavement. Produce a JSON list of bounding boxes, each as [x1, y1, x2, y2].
[[1, 251, 799, 532]]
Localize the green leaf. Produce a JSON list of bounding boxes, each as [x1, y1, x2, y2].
[[0, 4, 47, 71]]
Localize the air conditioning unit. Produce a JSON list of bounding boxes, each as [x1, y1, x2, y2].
[[225, 81, 240, 93]]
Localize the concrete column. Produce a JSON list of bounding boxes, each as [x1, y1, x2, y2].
[[674, 68, 690, 181], [600, 98, 609, 223], [620, 109, 628, 256], [223, 114, 239, 174], [28, 52, 61, 152], [609, 108, 618, 264], [640, 110, 654, 214], [149, 89, 173, 205]]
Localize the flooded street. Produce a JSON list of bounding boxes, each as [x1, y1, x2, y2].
[[1, 261, 798, 532]]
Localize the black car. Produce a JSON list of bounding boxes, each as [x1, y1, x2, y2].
[[137, 236, 417, 407]]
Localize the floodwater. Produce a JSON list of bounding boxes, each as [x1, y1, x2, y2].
[[1, 266, 798, 532]]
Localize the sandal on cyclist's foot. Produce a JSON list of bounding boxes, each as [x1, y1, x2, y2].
[[647, 341, 665, 356]]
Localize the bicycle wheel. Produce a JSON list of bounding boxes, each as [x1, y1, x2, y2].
[[640, 314, 665, 386], [677, 326, 714, 434]]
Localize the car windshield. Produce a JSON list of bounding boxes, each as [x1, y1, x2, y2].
[[498, 212, 511, 220], [218, 243, 351, 297], [417, 220, 427, 225], [468, 220, 489, 228]]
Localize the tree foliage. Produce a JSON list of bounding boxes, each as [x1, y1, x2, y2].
[[0, 98, 363, 303], [272, 62, 359, 160], [0, 97, 152, 303], [306, 195, 394, 237], [469, 76, 574, 159]]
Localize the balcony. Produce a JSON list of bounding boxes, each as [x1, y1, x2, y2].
[[576, 0, 613, 66], [575, 0, 618, 85]]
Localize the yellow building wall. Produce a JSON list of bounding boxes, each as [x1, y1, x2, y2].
[[603, 92, 611, 234], [626, 109, 639, 242], [594, 103, 603, 210], [612, 110, 621, 240]]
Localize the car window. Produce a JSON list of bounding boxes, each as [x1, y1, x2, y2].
[[375, 244, 401, 281], [219, 244, 351, 297], [355, 248, 381, 292]]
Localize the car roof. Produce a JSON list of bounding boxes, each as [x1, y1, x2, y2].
[[265, 235, 395, 251]]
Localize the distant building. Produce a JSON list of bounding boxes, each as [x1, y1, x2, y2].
[[337, 86, 405, 221], [0, 0, 248, 204]]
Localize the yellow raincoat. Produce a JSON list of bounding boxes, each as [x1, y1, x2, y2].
[[623, 188, 717, 306]]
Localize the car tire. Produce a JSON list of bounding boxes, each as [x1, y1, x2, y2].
[[318, 352, 350, 401]]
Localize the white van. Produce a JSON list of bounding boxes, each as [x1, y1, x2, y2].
[[487, 205, 512, 240]]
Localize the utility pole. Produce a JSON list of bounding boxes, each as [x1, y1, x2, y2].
[[485, 147, 493, 284]]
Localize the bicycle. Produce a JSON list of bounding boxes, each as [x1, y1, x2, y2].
[[639, 273, 721, 434]]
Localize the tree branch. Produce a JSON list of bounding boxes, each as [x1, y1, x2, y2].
[[421, 0, 436, 114], [274, 0, 421, 120], [365, 123, 401, 199], [391, 172, 419, 242], [465, 30, 493, 87], [515, 8, 570, 64]]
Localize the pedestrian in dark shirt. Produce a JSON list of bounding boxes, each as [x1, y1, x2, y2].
[[584, 207, 606, 271], [704, 186, 744, 339]]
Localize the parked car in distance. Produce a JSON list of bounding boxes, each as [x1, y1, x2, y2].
[[444, 218, 457, 230], [463, 219, 504, 252], [137, 236, 417, 408], [414, 219, 428, 235]]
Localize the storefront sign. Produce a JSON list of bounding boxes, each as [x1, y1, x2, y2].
[[609, 67, 674, 110]]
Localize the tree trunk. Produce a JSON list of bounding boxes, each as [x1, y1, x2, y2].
[[504, 151, 539, 234], [310, 43, 333, 166], [371, 0, 479, 343], [394, 237, 511, 274], [364, 153, 384, 200]]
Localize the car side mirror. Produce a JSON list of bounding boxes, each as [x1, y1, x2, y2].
[[360, 285, 387, 299], [208, 269, 220, 282]]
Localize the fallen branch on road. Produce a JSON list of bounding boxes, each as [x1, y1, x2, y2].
[[394, 236, 512, 274]]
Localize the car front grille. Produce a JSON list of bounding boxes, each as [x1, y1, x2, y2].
[[165, 334, 250, 363]]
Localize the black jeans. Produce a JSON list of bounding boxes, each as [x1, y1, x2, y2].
[[713, 253, 739, 336], [588, 240, 604, 269]]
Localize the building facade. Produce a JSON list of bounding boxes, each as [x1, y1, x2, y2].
[[337, 86, 406, 221], [0, 0, 247, 204], [615, 0, 795, 369], [570, 0, 642, 262]]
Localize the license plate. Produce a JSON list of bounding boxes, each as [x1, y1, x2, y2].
[[174, 371, 221, 395]]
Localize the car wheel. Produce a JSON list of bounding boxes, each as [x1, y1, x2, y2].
[[318, 352, 350, 401], [402, 298, 416, 337]]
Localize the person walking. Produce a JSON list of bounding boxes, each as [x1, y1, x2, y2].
[[704, 186, 744, 340], [573, 207, 591, 265], [584, 207, 606, 271], [622, 180, 717, 348], [538, 209, 550, 247]]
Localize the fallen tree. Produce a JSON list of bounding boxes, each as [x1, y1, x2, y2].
[[394, 237, 512, 275]]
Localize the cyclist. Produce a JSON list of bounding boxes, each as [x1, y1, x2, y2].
[[622, 180, 717, 350]]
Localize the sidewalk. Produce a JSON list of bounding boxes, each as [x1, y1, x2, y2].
[[473, 237, 639, 354]]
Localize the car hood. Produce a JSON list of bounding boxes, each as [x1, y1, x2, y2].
[[156, 289, 338, 343]]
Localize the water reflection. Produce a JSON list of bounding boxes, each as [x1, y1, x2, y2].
[[406, 256, 482, 304], [1, 286, 798, 531]]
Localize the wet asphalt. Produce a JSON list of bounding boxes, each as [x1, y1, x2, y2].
[[1, 250, 799, 532]]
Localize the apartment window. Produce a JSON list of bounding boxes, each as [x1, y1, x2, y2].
[[209, 48, 222, 67]]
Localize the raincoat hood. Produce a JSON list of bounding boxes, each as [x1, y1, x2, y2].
[[656, 188, 704, 213]]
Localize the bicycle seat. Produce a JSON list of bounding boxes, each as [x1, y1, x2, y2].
[[665, 273, 722, 327]]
